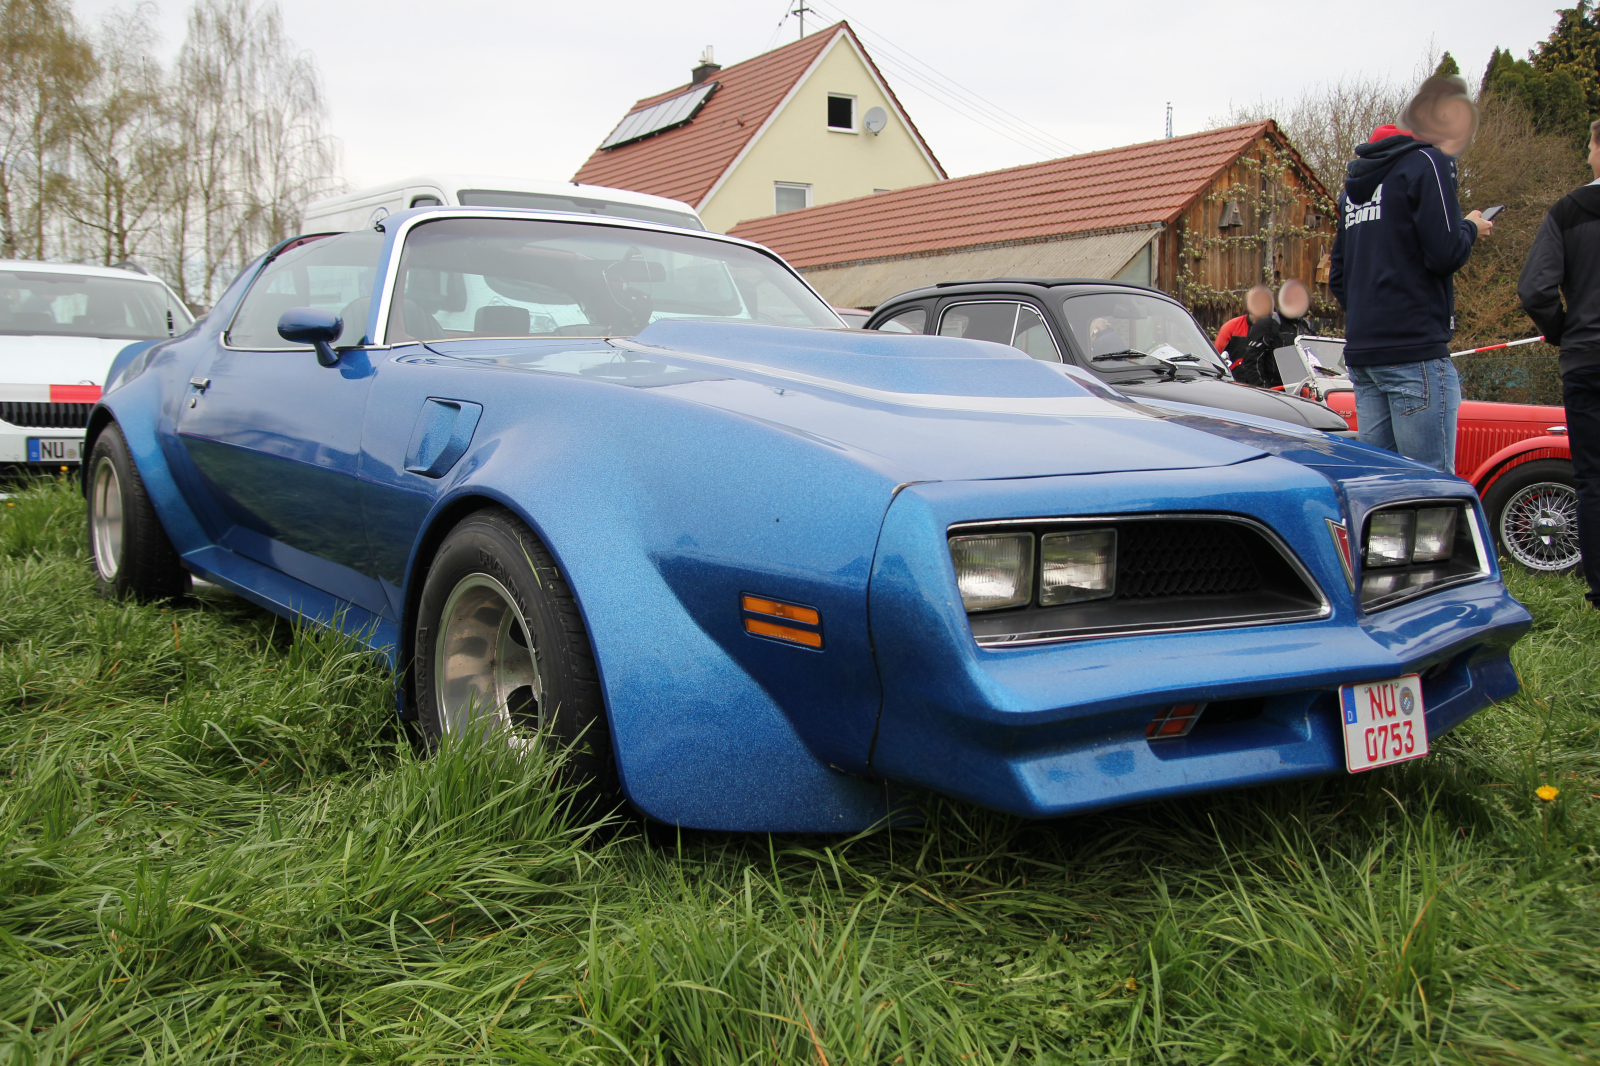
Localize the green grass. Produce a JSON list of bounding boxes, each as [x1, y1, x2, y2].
[[1, 475, 1597, 1064]]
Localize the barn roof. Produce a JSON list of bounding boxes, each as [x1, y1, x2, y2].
[[729, 121, 1318, 270]]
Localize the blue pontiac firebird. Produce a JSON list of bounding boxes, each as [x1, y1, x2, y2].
[[86, 207, 1531, 831]]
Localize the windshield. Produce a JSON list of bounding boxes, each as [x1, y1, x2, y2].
[[386, 217, 840, 343], [1060, 293, 1225, 380], [0, 270, 192, 340], [1300, 336, 1347, 375], [455, 189, 704, 231]]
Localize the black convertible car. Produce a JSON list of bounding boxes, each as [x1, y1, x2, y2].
[[864, 278, 1352, 434]]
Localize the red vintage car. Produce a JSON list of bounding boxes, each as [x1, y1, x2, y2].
[[1274, 337, 1575, 574]]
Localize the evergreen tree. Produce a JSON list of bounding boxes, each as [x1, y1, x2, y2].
[[1434, 52, 1460, 77], [1482, 42, 1589, 140], [1533, 0, 1600, 115]]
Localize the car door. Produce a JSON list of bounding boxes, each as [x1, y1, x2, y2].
[[175, 230, 392, 616], [935, 299, 1062, 361]]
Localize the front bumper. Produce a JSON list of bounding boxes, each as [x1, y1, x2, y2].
[[866, 461, 1532, 818]]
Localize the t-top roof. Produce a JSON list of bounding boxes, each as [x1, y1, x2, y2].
[[730, 122, 1309, 270], [572, 24, 939, 209]]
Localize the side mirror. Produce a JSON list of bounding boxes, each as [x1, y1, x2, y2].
[[278, 307, 344, 367]]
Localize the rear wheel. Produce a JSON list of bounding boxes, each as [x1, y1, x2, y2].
[[86, 424, 190, 601], [1481, 458, 1582, 574], [413, 507, 618, 810]]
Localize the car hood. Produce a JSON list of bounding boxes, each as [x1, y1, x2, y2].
[[425, 321, 1273, 482], [1114, 376, 1350, 431], [0, 334, 134, 387]]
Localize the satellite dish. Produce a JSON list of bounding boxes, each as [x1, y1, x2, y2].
[[863, 106, 888, 135]]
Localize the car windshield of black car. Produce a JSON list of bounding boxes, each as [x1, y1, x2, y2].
[[1060, 293, 1225, 380], [384, 217, 841, 344]]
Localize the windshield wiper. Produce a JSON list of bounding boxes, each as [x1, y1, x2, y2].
[[1162, 353, 1227, 379], [1091, 349, 1177, 381]]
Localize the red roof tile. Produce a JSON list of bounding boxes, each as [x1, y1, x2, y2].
[[729, 122, 1294, 269], [572, 28, 840, 208]]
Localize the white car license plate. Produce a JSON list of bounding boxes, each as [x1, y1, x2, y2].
[[27, 437, 82, 463], [1339, 674, 1427, 773]]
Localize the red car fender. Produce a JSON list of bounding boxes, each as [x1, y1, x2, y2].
[[1469, 435, 1573, 495]]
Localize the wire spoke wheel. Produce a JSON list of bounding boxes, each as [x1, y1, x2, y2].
[[1499, 481, 1581, 572], [434, 572, 543, 750], [90, 455, 124, 581]]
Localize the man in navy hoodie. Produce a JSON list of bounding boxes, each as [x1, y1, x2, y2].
[[1329, 75, 1494, 473]]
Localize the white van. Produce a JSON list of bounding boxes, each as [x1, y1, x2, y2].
[[302, 176, 705, 233]]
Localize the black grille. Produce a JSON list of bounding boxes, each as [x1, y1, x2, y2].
[[0, 401, 93, 428], [1115, 522, 1262, 600]]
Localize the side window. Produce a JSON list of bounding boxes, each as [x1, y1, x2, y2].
[[938, 302, 1017, 344], [227, 231, 385, 349], [937, 301, 1060, 361], [1013, 306, 1061, 360], [874, 307, 926, 334]]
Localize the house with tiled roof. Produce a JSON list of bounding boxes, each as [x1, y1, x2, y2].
[[572, 24, 944, 234], [729, 121, 1335, 323]]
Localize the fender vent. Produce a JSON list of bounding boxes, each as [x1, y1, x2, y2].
[[0, 401, 93, 428]]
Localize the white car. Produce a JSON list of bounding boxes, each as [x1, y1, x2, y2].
[[1, 261, 193, 468]]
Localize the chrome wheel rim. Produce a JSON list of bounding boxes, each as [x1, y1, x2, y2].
[[433, 573, 542, 748], [90, 456, 123, 581], [1499, 481, 1582, 571]]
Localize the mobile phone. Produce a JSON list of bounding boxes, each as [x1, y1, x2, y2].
[[1481, 205, 1505, 221]]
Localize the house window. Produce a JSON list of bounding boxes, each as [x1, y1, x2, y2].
[[774, 182, 812, 214], [827, 94, 855, 131]]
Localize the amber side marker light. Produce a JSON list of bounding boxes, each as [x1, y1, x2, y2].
[[742, 594, 823, 648], [1146, 703, 1205, 739]]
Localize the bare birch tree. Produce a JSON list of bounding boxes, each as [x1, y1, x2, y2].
[[0, 0, 92, 259], [63, 3, 175, 265]]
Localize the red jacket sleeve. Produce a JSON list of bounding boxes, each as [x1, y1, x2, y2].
[[1214, 315, 1248, 353]]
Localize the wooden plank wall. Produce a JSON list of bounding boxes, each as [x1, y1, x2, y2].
[[1163, 132, 1339, 332]]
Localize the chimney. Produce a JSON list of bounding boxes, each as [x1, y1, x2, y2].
[[691, 46, 720, 86]]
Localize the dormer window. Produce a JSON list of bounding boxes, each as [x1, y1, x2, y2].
[[827, 94, 855, 131]]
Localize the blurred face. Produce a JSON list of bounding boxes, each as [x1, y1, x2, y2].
[[1278, 281, 1310, 319], [1245, 288, 1273, 319], [1589, 134, 1600, 179], [1413, 96, 1476, 157]]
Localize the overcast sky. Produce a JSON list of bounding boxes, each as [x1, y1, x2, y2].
[[72, 0, 1561, 193]]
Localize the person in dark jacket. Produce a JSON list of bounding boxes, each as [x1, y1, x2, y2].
[[1329, 75, 1494, 473], [1518, 118, 1600, 604], [1217, 285, 1273, 380], [1238, 279, 1318, 388]]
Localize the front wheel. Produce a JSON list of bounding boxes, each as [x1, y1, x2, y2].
[[86, 423, 190, 601], [413, 507, 618, 811], [1480, 458, 1582, 574]]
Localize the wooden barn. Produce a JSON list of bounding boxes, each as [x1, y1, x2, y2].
[[729, 120, 1337, 329]]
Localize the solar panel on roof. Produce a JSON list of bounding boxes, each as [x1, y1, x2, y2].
[[600, 82, 719, 150]]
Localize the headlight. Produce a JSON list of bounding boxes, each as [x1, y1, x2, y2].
[[1040, 529, 1116, 605], [1412, 507, 1458, 562], [949, 533, 1033, 611], [1359, 502, 1483, 610], [1365, 511, 1414, 567]]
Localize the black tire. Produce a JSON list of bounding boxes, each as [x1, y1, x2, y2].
[[413, 507, 618, 810], [1480, 458, 1582, 575], [86, 423, 190, 601]]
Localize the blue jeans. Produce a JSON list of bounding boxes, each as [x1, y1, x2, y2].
[[1350, 358, 1461, 474]]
